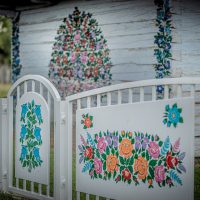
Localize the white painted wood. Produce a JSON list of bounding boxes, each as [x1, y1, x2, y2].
[[140, 87, 144, 101], [76, 191, 80, 200], [8, 75, 61, 100], [6, 75, 61, 200], [118, 90, 122, 104], [0, 99, 8, 191], [18, 0, 156, 81], [86, 194, 89, 200], [107, 92, 111, 106], [152, 86, 156, 101]]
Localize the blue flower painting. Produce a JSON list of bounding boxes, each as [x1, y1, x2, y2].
[[34, 105, 43, 124], [20, 145, 27, 160], [33, 147, 40, 161], [163, 103, 183, 128], [34, 127, 42, 142], [20, 125, 27, 140], [19, 99, 43, 172], [20, 103, 28, 121]]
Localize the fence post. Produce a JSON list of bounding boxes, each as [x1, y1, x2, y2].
[[54, 100, 67, 200], [0, 98, 8, 192]]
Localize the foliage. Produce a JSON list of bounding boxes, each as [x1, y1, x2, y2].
[[0, 16, 11, 65]]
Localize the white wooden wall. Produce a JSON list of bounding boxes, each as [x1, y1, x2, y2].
[[18, 0, 157, 82], [17, 0, 200, 156]]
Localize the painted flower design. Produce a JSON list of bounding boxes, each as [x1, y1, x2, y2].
[[79, 130, 186, 188], [94, 158, 102, 174], [34, 105, 43, 124], [106, 154, 118, 173], [84, 147, 93, 160], [166, 152, 178, 169], [21, 103, 28, 120], [119, 138, 133, 159], [122, 168, 131, 181], [20, 125, 27, 140], [148, 141, 160, 159], [19, 100, 43, 172], [134, 156, 148, 180], [48, 7, 112, 97], [97, 137, 107, 154], [34, 127, 42, 141], [155, 165, 165, 183], [163, 103, 183, 128], [20, 145, 27, 160], [81, 113, 93, 129], [154, 0, 173, 96]]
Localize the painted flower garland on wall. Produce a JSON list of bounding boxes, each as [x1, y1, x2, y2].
[[12, 15, 22, 83], [19, 100, 43, 172], [49, 7, 112, 97], [79, 131, 186, 188], [154, 0, 173, 95]]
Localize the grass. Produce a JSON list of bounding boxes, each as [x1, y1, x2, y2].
[[0, 83, 11, 98]]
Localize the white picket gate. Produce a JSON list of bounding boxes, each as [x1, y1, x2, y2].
[[0, 75, 67, 200], [0, 75, 200, 200]]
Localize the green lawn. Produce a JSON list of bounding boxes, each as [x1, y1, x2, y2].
[[0, 83, 11, 98]]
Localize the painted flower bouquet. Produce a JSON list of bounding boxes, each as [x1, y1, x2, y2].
[[19, 100, 43, 172], [78, 130, 186, 188]]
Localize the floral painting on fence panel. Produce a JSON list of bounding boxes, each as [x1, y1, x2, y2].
[[76, 98, 194, 200], [15, 92, 50, 185]]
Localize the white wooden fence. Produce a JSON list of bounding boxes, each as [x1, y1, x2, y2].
[[0, 75, 200, 200]]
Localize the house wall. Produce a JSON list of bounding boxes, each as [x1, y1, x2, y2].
[[18, 0, 157, 82], [17, 0, 200, 156]]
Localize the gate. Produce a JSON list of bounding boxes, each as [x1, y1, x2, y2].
[[5, 75, 66, 200]]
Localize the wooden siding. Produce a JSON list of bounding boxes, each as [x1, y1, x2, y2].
[[18, 0, 157, 82], [17, 0, 200, 156]]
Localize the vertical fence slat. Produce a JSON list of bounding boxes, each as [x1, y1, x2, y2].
[[76, 191, 80, 200], [152, 86, 156, 101], [24, 81, 27, 93], [31, 181, 34, 193], [17, 86, 20, 102], [87, 96, 91, 108], [77, 99, 81, 110], [96, 196, 99, 200], [16, 178, 19, 189], [97, 94, 101, 107], [39, 183, 42, 195], [140, 87, 144, 101], [39, 82, 43, 95], [107, 92, 111, 106], [86, 194, 90, 200], [23, 180, 26, 190], [32, 80, 35, 92], [177, 85, 182, 97], [164, 85, 169, 99], [8, 97, 13, 189], [118, 90, 122, 104]]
